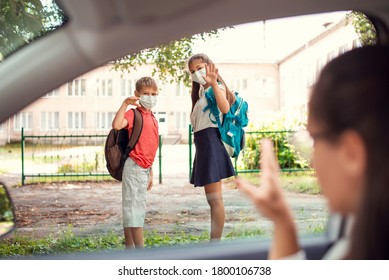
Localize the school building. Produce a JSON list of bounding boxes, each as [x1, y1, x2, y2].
[[0, 16, 359, 144]]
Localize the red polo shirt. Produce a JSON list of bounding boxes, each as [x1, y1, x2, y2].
[[124, 107, 159, 168]]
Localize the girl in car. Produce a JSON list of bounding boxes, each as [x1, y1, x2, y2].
[[187, 53, 236, 240], [237, 45, 389, 259]]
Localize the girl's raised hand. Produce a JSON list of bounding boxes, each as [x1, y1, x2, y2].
[[204, 63, 218, 86], [236, 139, 291, 223]]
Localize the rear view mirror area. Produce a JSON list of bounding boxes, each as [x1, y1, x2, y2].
[[0, 182, 15, 238]]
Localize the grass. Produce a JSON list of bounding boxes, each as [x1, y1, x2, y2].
[[232, 172, 321, 195], [24, 175, 114, 185], [0, 221, 326, 257], [0, 228, 222, 257], [0, 228, 123, 257]]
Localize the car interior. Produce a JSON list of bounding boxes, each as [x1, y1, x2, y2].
[[1, 0, 389, 259]]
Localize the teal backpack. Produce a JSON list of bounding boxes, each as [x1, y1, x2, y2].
[[203, 87, 249, 158]]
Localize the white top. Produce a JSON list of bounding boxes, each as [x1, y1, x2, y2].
[[190, 84, 224, 133]]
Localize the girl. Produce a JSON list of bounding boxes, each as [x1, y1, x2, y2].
[[237, 45, 389, 259], [188, 53, 236, 240]]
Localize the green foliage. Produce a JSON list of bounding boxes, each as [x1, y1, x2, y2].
[[347, 11, 377, 46], [307, 223, 326, 234], [0, 0, 66, 60], [57, 162, 95, 173], [24, 175, 114, 185], [0, 222, 325, 256], [112, 29, 227, 85], [0, 185, 14, 222], [242, 119, 309, 170], [0, 227, 124, 256], [225, 226, 269, 240], [57, 153, 103, 174], [238, 172, 320, 195], [0, 229, 232, 256], [144, 230, 209, 248], [280, 173, 320, 195]]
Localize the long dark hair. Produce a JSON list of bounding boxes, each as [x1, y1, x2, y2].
[[309, 45, 389, 259], [187, 53, 235, 112]]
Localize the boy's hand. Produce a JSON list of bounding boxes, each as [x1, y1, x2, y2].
[[124, 96, 140, 107], [147, 168, 153, 191], [147, 178, 153, 191]]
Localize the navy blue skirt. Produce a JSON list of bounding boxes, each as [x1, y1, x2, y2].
[[190, 127, 235, 187]]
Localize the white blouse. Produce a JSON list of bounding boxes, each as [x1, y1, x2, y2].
[[190, 84, 224, 133]]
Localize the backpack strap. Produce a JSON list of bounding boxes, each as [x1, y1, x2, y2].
[[123, 108, 143, 157], [202, 87, 222, 127]]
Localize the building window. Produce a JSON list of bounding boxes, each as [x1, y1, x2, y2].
[[45, 88, 60, 98], [338, 44, 349, 55], [14, 112, 33, 131], [0, 122, 4, 132], [175, 83, 188, 96], [121, 79, 135, 97], [96, 79, 113, 97], [327, 50, 337, 63], [352, 39, 362, 49], [41, 112, 59, 131], [316, 56, 326, 77], [67, 79, 86, 96], [175, 111, 188, 129], [232, 78, 248, 93], [307, 62, 315, 86], [154, 112, 167, 134], [257, 78, 275, 97], [176, 112, 181, 130], [182, 112, 187, 129], [68, 112, 86, 130], [96, 112, 115, 129]]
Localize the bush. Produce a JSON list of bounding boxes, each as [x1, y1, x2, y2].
[[242, 119, 310, 170]]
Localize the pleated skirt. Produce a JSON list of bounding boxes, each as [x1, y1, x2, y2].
[[190, 127, 235, 187]]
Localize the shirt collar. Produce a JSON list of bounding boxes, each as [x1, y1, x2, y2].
[[137, 106, 153, 114]]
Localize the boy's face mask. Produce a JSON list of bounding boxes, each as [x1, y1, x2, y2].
[[191, 67, 207, 85], [139, 94, 157, 109]]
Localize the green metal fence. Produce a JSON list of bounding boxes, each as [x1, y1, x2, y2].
[[188, 125, 313, 179], [21, 126, 313, 185], [21, 128, 164, 185]]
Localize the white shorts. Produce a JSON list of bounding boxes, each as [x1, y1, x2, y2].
[[122, 157, 150, 227]]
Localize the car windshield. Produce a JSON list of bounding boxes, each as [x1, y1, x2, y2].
[[0, 0, 66, 61], [0, 0, 379, 260]]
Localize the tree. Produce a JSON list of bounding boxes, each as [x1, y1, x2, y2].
[[348, 11, 377, 46], [0, 0, 65, 60], [112, 30, 227, 85]]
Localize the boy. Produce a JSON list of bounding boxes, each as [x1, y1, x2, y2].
[[112, 77, 159, 249]]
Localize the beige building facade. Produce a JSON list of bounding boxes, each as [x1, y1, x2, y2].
[[0, 16, 359, 144]]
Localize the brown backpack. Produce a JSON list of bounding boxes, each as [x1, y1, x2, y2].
[[104, 108, 143, 181]]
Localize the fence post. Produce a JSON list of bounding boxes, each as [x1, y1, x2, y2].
[[159, 134, 162, 184], [21, 127, 25, 185], [188, 124, 192, 181]]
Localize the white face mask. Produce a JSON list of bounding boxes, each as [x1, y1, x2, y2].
[[191, 67, 207, 85], [139, 95, 157, 109]]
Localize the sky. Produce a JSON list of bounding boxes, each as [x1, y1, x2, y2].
[[192, 11, 349, 62]]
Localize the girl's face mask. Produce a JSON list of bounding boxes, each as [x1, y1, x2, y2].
[[139, 94, 157, 109], [191, 67, 207, 85]]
